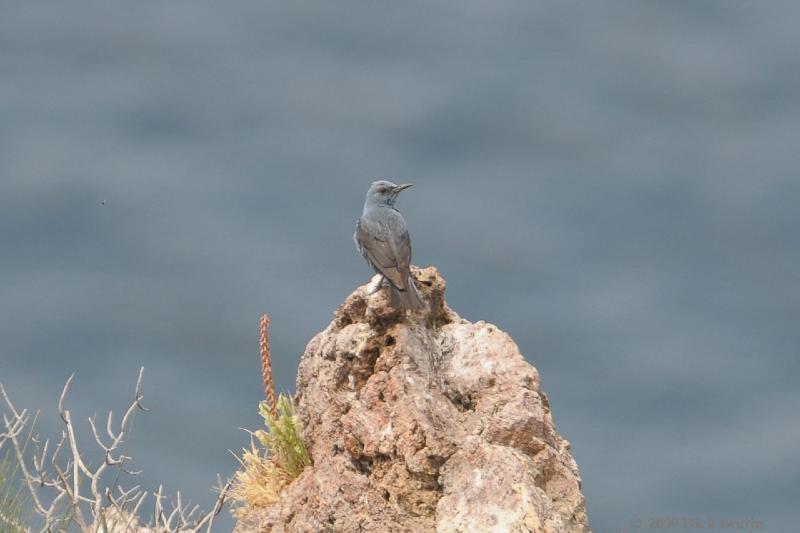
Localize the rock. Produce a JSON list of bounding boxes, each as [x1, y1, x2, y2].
[[234, 267, 590, 533]]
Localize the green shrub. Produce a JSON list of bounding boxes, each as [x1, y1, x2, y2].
[[230, 394, 310, 514], [255, 395, 310, 479]]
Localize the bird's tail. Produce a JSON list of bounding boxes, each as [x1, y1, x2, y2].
[[390, 277, 424, 310]]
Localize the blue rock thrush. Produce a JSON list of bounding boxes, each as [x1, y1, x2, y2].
[[354, 180, 424, 310]]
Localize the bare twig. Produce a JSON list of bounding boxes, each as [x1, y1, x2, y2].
[[0, 369, 232, 532], [195, 475, 233, 533]]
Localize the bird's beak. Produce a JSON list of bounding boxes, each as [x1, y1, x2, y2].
[[393, 183, 413, 193]]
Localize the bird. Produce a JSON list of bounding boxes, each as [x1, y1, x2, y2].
[[354, 180, 424, 310]]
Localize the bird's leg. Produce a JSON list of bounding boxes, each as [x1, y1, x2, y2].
[[367, 274, 384, 294]]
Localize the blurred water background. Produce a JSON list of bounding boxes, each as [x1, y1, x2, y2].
[[1, 1, 799, 531]]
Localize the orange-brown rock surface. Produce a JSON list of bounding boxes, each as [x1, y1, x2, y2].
[[235, 267, 590, 533]]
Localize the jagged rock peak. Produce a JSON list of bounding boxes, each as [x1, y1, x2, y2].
[[235, 266, 591, 533]]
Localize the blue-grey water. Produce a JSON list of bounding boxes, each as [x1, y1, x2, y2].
[[2, 1, 798, 531]]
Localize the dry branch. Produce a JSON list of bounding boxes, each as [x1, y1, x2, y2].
[[0, 369, 231, 532]]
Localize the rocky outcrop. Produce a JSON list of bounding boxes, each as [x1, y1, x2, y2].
[[235, 267, 590, 533]]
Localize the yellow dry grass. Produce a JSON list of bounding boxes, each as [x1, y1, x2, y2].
[[229, 442, 289, 517]]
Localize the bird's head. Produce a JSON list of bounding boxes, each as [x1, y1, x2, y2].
[[365, 180, 413, 207]]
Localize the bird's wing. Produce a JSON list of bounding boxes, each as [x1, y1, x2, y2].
[[356, 219, 407, 290], [395, 229, 413, 272]]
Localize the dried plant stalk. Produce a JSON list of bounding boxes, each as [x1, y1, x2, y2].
[[259, 315, 277, 417]]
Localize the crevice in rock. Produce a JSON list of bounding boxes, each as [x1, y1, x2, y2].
[[442, 388, 476, 412], [351, 456, 374, 476]]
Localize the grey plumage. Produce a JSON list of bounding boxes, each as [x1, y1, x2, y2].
[[354, 180, 424, 310]]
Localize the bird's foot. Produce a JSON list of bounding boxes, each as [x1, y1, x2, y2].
[[366, 274, 384, 295]]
